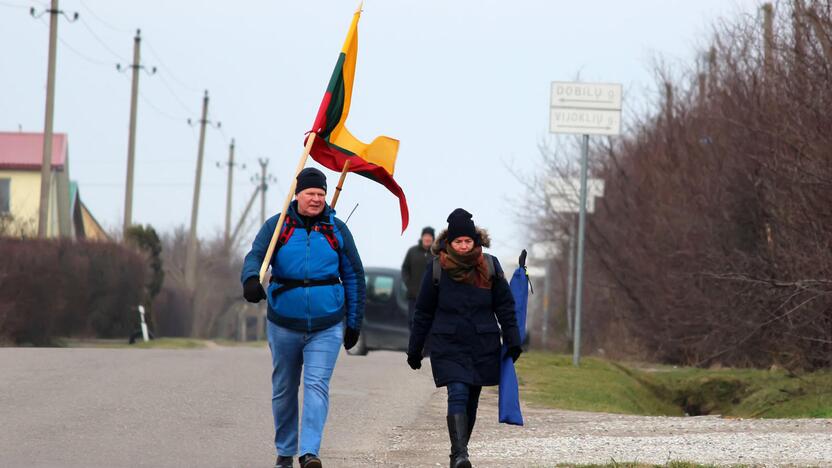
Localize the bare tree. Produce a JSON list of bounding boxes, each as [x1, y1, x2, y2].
[[521, 1, 832, 370]]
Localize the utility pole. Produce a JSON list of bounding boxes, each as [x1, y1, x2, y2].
[[258, 158, 269, 225], [32, 1, 77, 238], [763, 3, 774, 78], [185, 91, 219, 290], [229, 185, 261, 249], [218, 139, 244, 250], [225, 139, 235, 247], [120, 29, 156, 236]]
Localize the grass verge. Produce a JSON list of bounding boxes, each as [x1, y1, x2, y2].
[[61, 338, 270, 349], [557, 463, 726, 468], [62, 338, 209, 349], [515, 352, 832, 418]]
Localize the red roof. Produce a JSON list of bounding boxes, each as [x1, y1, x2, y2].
[[0, 132, 68, 170]]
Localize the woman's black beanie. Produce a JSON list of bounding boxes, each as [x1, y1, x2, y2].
[[446, 208, 477, 243]]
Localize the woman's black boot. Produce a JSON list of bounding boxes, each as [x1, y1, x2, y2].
[[446, 414, 472, 468], [466, 412, 476, 444]]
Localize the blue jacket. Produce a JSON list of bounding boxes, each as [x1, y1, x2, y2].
[[240, 201, 365, 332]]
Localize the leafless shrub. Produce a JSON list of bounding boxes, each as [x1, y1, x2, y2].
[[525, 1, 832, 370]]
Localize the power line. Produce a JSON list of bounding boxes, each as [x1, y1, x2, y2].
[[78, 181, 245, 188], [78, 16, 128, 62], [144, 40, 202, 93], [156, 72, 196, 115], [36, 16, 112, 67], [57, 34, 112, 66], [118, 71, 182, 126], [138, 89, 186, 121], [78, 0, 131, 34], [73, 159, 198, 165], [0, 1, 31, 10]]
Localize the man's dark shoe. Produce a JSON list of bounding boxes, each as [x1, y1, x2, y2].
[[274, 455, 293, 468], [299, 453, 322, 468]]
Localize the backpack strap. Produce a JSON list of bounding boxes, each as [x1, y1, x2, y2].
[[276, 214, 341, 255], [483, 253, 497, 279], [432, 257, 441, 286], [275, 216, 299, 255], [313, 222, 340, 251]]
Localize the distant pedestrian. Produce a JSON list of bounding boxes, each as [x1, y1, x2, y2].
[[241, 167, 366, 468], [401, 226, 435, 327], [407, 208, 522, 468]]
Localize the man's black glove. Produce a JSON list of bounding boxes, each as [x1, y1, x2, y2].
[[343, 327, 360, 350], [507, 345, 523, 363], [407, 352, 422, 370], [243, 277, 266, 303]]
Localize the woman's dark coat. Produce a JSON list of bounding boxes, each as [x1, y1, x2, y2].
[[407, 229, 521, 387]]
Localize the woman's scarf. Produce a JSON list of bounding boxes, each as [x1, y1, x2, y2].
[[439, 244, 492, 289]]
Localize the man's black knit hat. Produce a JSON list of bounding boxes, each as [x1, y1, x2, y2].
[[421, 226, 435, 238], [295, 167, 327, 194], [446, 208, 477, 243]]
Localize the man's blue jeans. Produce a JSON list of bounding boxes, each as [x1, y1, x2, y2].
[[267, 320, 342, 457]]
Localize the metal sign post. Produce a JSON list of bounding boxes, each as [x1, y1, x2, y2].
[[573, 135, 590, 367], [550, 81, 621, 366], [545, 178, 604, 342]]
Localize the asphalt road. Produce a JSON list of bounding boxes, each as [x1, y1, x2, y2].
[[0, 346, 434, 468], [2, 346, 831, 468]]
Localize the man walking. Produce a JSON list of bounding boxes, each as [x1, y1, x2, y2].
[[241, 167, 365, 468], [401, 226, 435, 328]]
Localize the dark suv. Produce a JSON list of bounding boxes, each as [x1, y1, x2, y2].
[[347, 267, 410, 355]]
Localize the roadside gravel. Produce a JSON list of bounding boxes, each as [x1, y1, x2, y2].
[[384, 373, 832, 467]]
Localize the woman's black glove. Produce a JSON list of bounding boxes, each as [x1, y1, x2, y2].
[[343, 327, 360, 350], [243, 277, 266, 303], [406, 352, 422, 370], [507, 345, 523, 363]]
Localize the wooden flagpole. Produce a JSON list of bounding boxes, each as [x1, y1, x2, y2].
[[258, 132, 317, 283], [329, 159, 351, 209]]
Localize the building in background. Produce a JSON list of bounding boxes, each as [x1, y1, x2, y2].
[[69, 181, 109, 241], [0, 131, 107, 240]]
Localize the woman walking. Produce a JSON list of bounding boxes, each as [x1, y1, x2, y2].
[[407, 208, 522, 468]]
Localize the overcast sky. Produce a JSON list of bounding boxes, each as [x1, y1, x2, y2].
[[1, 0, 759, 268]]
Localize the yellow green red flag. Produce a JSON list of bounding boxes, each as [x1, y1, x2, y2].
[[308, 4, 409, 231]]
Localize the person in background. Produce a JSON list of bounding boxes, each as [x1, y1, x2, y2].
[[407, 208, 522, 468], [401, 226, 435, 328]]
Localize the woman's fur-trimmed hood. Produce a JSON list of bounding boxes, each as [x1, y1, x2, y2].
[[431, 227, 491, 255]]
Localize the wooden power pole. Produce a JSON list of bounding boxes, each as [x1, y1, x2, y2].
[[185, 91, 211, 290], [121, 29, 155, 236]]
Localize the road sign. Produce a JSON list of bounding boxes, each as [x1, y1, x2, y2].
[[551, 82, 622, 110], [550, 82, 622, 136], [550, 108, 621, 136], [547, 178, 605, 213], [548, 81, 622, 367], [531, 241, 559, 260]]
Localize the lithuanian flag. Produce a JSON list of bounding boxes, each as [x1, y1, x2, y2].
[[308, 4, 409, 232]]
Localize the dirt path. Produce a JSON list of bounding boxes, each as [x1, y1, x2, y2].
[[384, 376, 832, 467]]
